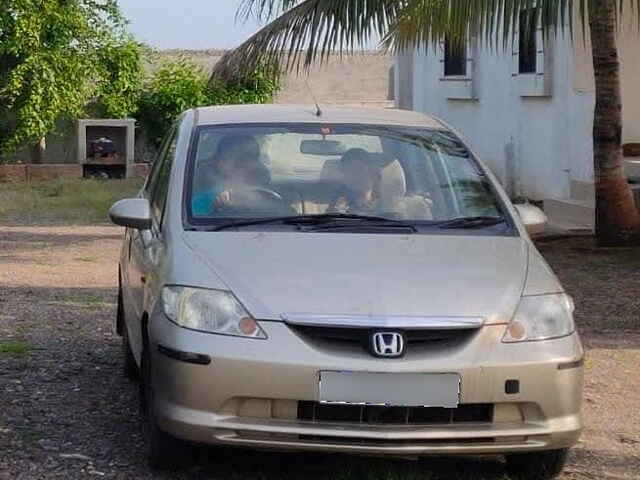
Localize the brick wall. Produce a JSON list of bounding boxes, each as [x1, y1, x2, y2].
[[0, 163, 150, 182]]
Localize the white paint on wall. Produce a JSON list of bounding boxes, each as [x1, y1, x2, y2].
[[401, 19, 640, 202]]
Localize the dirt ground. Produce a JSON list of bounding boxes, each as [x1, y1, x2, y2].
[[0, 226, 638, 480]]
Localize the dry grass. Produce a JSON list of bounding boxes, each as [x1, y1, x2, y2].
[[0, 178, 143, 226]]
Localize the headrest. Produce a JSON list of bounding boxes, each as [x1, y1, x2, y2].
[[378, 159, 407, 202]]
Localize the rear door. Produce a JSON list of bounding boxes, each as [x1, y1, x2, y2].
[[120, 131, 167, 330], [127, 126, 178, 358]]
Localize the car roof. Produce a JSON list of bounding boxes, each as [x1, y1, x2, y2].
[[194, 104, 446, 129]]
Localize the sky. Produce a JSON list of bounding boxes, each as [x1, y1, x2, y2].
[[117, 0, 265, 50]]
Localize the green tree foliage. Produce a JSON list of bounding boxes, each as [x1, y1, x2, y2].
[[136, 60, 208, 147], [138, 59, 279, 147], [0, 0, 141, 156], [0, 1, 278, 160], [92, 39, 145, 119]]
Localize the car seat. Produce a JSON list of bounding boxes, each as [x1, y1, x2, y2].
[[377, 159, 434, 220]]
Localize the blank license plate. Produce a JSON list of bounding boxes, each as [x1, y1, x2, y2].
[[319, 371, 460, 407]]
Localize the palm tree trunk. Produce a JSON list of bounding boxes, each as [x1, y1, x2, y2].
[[589, 0, 640, 246]]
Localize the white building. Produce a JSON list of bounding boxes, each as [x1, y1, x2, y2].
[[394, 14, 640, 229]]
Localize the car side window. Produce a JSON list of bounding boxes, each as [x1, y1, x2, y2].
[[149, 129, 178, 229], [144, 127, 176, 197]]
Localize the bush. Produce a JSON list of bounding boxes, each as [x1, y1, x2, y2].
[[136, 59, 208, 147], [207, 67, 280, 106], [137, 59, 279, 147]]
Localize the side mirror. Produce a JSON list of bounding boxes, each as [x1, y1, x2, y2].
[[109, 198, 151, 230], [514, 204, 547, 236]]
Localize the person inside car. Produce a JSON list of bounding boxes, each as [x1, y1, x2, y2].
[[328, 148, 381, 215], [191, 135, 270, 216]]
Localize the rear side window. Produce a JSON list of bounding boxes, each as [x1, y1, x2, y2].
[[149, 129, 178, 228], [145, 127, 176, 196]]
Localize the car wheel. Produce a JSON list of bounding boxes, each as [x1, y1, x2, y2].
[[140, 346, 189, 470], [505, 448, 569, 480], [119, 289, 139, 380]]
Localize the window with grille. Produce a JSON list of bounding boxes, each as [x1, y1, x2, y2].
[[518, 9, 538, 74], [444, 36, 467, 77]]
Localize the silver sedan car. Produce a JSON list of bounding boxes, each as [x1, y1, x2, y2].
[[110, 105, 583, 478]]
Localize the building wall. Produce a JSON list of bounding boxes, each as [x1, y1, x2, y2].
[[395, 51, 414, 110], [157, 49, 393, 105], [399, 20, 640, 201], [406, 33, 578, 200]]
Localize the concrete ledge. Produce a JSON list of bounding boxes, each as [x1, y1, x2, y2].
[[0, 164, 27, 181], [543, 197, 595, 229], [26, 164, 82, 181]]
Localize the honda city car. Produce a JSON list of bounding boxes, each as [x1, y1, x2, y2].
[[110, 105, 583, 479]]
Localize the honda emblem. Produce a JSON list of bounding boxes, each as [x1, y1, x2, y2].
[[371, 332, 404, 358]]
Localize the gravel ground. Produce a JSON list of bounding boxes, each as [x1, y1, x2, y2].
[[0, 226, 638, 480]]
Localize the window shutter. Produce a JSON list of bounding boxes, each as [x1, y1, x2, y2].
[[535, 26, 545, 75], [512, 29, 520, 77], [438, 39, 446, 78]]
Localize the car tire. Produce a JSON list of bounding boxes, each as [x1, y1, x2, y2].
[[140, 346, 189, 470], [505, 448, 569, 480], [119, 288, 139, 380]]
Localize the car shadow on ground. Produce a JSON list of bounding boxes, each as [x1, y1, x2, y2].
[[179, 447, 509, 480]]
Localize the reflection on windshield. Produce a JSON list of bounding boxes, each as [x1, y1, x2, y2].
[[188, 124, 503, 226]]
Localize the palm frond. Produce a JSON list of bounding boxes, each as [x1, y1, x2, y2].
[[215, 0, 640, 83], [384, 0, 576, 52], [211, 0, 402, 83], [236, 0, 304, 22]]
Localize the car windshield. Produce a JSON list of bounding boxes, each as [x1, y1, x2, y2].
[[186, 123, 506, 229]]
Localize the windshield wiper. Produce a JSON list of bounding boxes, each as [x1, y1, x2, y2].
[[303, 223, 417, 233], [207, 213, 407, 232], [301, 217, 418, 232], [283, 213, 397, 224], [437, 216, 506, 229]]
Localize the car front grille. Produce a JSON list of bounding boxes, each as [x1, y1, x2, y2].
[[290, 325, 476, 352], [297, 402, 493, 425], [296, 435, 496, 445]]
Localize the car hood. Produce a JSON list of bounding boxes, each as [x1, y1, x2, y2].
[[182, 232, 528, 324]]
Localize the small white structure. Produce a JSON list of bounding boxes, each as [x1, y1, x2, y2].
[[77, 118, 136, 178], [394, 14, 640, 229]]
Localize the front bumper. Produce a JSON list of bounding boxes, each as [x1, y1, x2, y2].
[[149, 316, 584, 455]]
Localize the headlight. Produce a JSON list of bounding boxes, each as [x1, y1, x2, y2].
[[502, 294, 575, 343], [162, 286, 267, 339]]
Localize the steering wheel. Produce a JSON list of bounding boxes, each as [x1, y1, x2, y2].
[[216, 186, 290, 214], [245, 187, 283, 202]]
